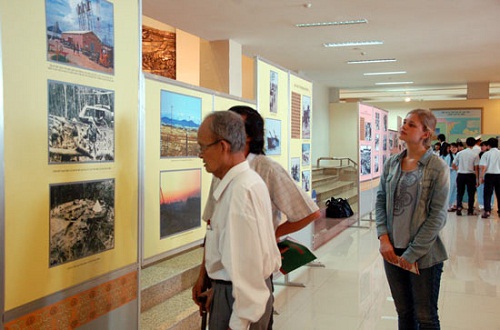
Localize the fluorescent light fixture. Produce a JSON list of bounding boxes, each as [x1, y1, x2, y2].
[[296, 19, 368, 28], [324, 41, 383, 48], [375, 81, 414, 85], [364, 71, 406, 76], [348, 59, 397, 64]]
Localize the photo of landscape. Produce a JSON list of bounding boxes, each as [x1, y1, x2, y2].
[[160, 90, 201, 158]]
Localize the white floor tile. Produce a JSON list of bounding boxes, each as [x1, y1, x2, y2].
[[273, 212, 500, 329]]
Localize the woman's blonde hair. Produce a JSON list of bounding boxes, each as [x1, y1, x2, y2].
[[407, 109, 437, 148]]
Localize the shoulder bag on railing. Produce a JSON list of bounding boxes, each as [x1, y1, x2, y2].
[[325, 197, 354, 218]]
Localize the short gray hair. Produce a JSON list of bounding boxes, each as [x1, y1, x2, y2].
[[204, 111, 246, 152]]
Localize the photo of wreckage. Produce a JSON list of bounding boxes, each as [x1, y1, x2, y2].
[[49, 179, 115, 267], [48, 80, 114, 163]]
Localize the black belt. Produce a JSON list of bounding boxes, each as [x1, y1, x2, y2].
[[212, 276, 271, 285]]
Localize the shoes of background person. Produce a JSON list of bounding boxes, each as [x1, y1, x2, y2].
[[456, 209, 462, 216], [468, 210, 475, 216], [448, 207, 457, 212], [481, 211, 491, 219]]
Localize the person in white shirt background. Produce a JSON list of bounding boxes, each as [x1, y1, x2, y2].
[[479, 137, 500, 219]]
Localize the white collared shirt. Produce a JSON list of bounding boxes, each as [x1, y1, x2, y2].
[[453, 148, 479, 174], [480, 148, 500, 174], [204, 161, 281, 329]]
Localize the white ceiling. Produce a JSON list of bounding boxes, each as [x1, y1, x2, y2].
[[142, 0, 500, 102]]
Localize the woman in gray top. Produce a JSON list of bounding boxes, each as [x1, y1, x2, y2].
[[376, 109, 449, 329]]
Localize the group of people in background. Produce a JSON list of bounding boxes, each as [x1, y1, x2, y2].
[[435, 133, 500, 219]]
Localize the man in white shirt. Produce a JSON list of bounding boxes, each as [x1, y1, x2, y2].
[[453, 137, 480, 215], [479, 137, 500, 218], [197, 111, 281, 330]]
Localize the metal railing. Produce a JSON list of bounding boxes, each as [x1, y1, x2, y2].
[[316, 157, 357, 169]]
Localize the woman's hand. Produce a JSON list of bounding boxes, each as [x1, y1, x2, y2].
[[398, 256, 413, 271], [379, 234, 399, 264]]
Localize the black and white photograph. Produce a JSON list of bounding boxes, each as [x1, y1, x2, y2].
[[49, 179, 115, 267], [383, 135, 388, 151], [365, 122, 372, 141], [383, 113, 388, 131], [46, 0, 114, 74], [48, 80, 114, 163], [375, 112, 380, 131], [302, 95, 311, 139], [291, 157, 300, 183], [270, 70, 278, 113], [374, 155, 380, 174], [265, 118, 281, 155], [302, 170, 311, 192], [360, 145, 372, 176], [160, 169, 201, 238], [375, 134, 380, 151]]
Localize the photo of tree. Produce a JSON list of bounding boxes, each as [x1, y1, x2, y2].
[[160, 90, 201, 158], [160, 169, 201, 238], [49, 179, 115, 267], [302, 95, 311, 139], [46, 0, 114, 73], [270, 70, 278, 113]]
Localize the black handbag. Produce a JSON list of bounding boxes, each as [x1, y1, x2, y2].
[[325, 197, 354, 218]]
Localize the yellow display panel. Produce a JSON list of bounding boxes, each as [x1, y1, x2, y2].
[[2, 0, 139, 310], [289, 74, 313, 193], [256, 58, 290, 170], [143, 77, 211, 261]]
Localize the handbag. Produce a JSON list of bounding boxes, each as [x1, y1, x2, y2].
[[325, 197, 354, 218]]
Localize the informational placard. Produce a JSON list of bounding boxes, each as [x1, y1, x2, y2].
[[432, 108, 482, 143], [2, 0, 139, 310]]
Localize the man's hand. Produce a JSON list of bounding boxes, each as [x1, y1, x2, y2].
[[196, 288, 214, 314]]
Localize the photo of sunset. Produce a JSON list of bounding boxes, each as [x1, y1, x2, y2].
[[159, 169, 201, 238]]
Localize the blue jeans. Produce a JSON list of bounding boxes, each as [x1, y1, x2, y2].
[[384, 258, 443, 329]]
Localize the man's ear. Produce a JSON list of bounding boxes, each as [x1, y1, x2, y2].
[[221, 140, 231, 152]]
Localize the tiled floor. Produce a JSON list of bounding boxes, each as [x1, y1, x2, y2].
[[272, 211, 500, 330]]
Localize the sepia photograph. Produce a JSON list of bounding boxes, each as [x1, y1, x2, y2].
[[46, 0, 114, 73], [301, 95, 311, 139], [270, 70, 278, 113], [160, 169, 201, 238], [49, 179, 115, 267], [160, 90, 201, 158], [48, 80, 114, 163], [265, 118, 281, 155], [291, 157, 300, 182]]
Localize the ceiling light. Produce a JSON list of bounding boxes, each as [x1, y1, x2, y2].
[[375, 81, 414, 85], [296, 19, 368, 28], [364, 71, 407, 76], [404, 97, 412, 102], [348, 59, 397, 64], [324, 41, 383, 48]]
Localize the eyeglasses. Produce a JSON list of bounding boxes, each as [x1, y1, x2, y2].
[[198, 139, 224, 153]]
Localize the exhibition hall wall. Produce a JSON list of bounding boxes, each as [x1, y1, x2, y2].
[[0, 1, 316, 328]]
